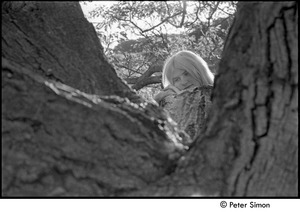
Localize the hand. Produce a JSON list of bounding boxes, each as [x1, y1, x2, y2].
[[164, 84, 181, 94], [154, 85, 178, 103]]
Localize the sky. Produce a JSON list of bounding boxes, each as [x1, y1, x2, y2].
[[79, 1, 182, 48], [79, 1, 187, 41], [79, 1, 235, 49], [80, 1, 115, 22], [80, 1, 130, 48]]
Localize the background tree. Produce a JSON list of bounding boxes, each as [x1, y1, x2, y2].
[[2, 1, 297, 196], [84, 1, 237, 101]]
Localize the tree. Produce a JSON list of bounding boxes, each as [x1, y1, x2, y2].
[[85, 1, 237, 94], [1, 1, 188, 196], [2, 1, 297, 196]]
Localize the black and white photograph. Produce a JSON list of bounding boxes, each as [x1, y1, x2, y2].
[[1, 0, 298, 210]]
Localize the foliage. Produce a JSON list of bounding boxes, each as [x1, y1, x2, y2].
[[85, 1, 237, 101]]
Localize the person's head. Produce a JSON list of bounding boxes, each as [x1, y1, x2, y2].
[[162, 50, 214, 90]]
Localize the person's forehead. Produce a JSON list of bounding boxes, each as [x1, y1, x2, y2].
[[172, 68, 186, 78]]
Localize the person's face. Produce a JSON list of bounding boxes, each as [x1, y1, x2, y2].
[[172, 69, 199, 91]]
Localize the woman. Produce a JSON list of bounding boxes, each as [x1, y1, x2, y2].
[[154, 50, 214, 140]]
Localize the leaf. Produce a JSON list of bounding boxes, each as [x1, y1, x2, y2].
[[88, 1, 236, 90]]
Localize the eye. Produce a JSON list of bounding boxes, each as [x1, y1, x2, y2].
[[183, 71, 189, 76], [173, 77, 180, 83]]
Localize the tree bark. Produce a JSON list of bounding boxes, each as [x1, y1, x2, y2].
[[125, 63, 163, 91], [125, 75, 161, 90], [215, 1, 298, 196], [160, 1, 298, 196], [2, 1, 298, 196], [2, 57, 190, 196], [1, 1, 140, 103]]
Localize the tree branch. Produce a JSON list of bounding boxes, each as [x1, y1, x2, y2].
[[184, 2, 200, 27], [124, 63, 163, 90], [141, 11, 183, 33], [206, 2, 220, 27], [179, 0, 187, 27], [131, 76, 162, 90]]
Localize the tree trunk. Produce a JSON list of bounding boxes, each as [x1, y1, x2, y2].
[[2, 57, 189, 196], [158, 1, 297, 196], [2, 1, 189, 197], [215, 1, 298, 196], [2, 2, 298, 196], [1, 1, 140, 103]]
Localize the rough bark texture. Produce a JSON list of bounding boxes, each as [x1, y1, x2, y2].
[[2, 1, 298, 197], [2, 57, 190, 196], [216, 1, 298, 196], [1, 1, 140, 103], [161, 1, 298, 197]]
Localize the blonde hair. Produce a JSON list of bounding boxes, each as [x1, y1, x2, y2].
[[162, 50, 214, 88]]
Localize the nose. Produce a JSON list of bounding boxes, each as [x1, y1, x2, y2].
[[180, 76, 188, 84]]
